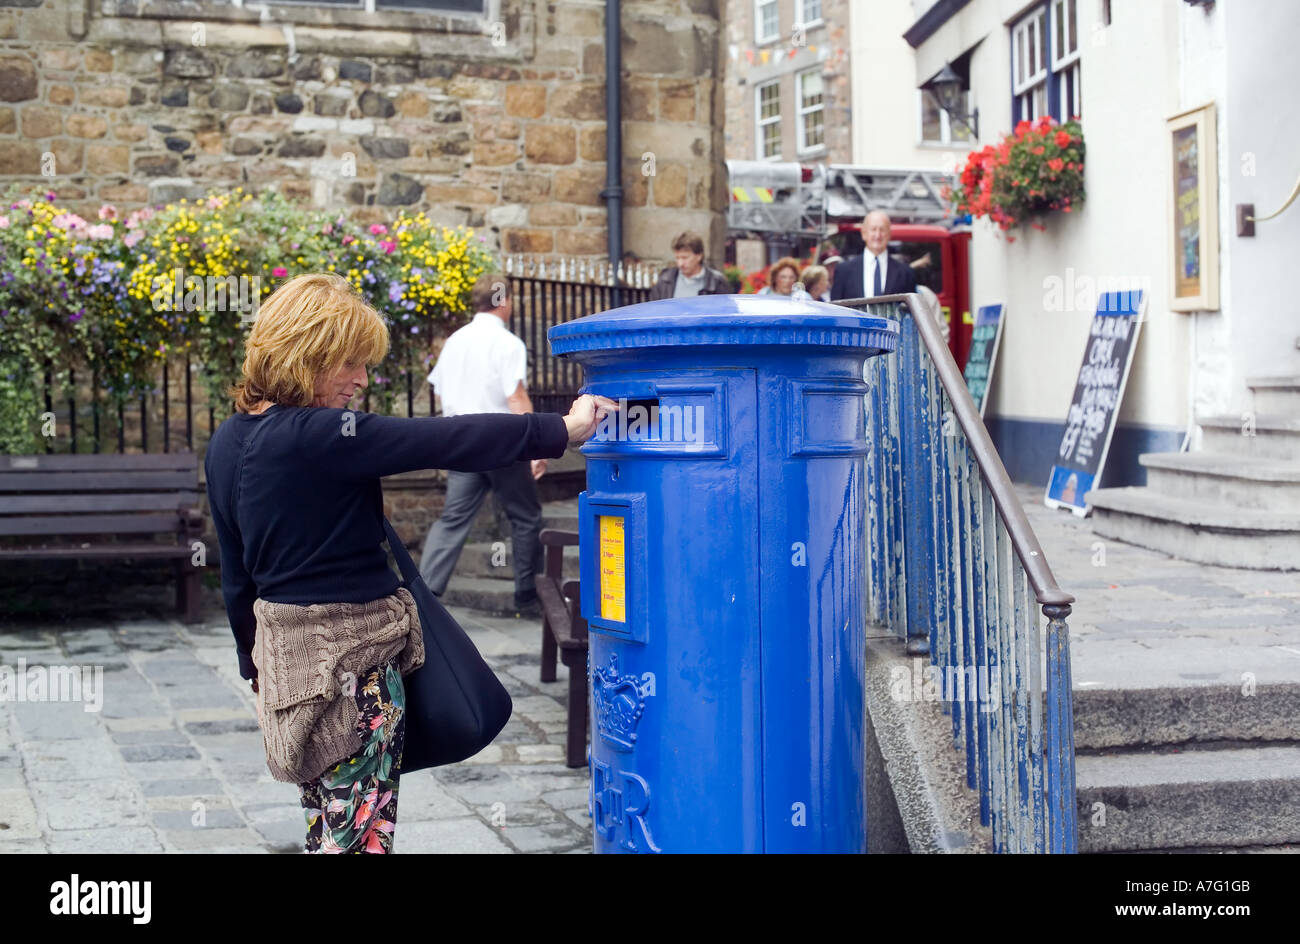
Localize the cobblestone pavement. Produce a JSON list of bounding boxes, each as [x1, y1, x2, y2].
[[4, 487, 1297, 855], [0, 590, 592, 854]]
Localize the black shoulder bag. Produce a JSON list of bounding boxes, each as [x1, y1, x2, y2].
[[381, 517, 514, 773]]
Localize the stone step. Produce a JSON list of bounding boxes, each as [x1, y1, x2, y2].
[[1250, 376, 1300, 416], [440, 575, 530, 617], [1075, 744, 1300, 852], [457, 540, 580, 580], [1072, 682, 1300, 751], [1140, 452, 1300, 513], [1087, 486, 1300, 570], [1200, 414, 1300, 461]]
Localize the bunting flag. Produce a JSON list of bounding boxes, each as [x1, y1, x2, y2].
[[760, 49, 770, 64], [745, 48, 754, 64], [788, 46, 797, 59], [809, 45, 818, 54]]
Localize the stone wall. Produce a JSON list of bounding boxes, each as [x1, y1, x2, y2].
[[0, 0, 728, 263]]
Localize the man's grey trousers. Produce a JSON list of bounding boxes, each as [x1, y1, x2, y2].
[[418, 459, 543, 600]]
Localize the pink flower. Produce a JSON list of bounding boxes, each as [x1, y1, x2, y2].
[[124, 231, 143, 248], [86, 224, 114, 240], [272, 266, 288, 277], [379, 239, 397, 254], [98, 205, 118, 221], [369, 224, 388, 235], [323, 223, 333, 235], [0, 216, 8, 229], [342, 235, 355, 246]]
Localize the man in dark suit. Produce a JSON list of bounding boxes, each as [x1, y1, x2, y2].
[[830, 210, 917, 301]]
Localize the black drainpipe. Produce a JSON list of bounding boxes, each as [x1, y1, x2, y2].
[[601, 0, 624, 309]]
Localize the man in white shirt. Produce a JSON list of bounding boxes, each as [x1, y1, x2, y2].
[[418, 274, 548, 615]]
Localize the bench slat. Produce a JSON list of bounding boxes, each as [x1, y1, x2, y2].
[[0, 471, 198, 492], [0, 493, 199, 514], [0, 544, 191, 560], [0, 513, 187, 536], [4, 454, 197, 472]]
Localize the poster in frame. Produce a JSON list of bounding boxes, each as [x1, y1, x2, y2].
[[1167, 102, 1220, 312]]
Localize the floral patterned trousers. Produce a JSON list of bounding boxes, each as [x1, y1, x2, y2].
[[297, 662, 406, 854]]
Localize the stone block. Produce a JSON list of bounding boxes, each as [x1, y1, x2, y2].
[[377, 172, 423, 205], [79, 85, 130, 108], [653, 162, 688, 207], [659, 79, 697, 121], [0, 55, 37, 103], [549, 83, 604, 121], [0, 106, 12, 134], [621, 76, 656, 121], [501, 171, 551, 203], [277, 136, 327, 158], [552, 166, 602, 205], [84, 49, 114, 72], [524, 124, 575, 164], [395, 90, 429, 118], [86, 144, 130, 174], [21, 105, 62, 138], [623, 17, 713, 77], [504, 84, 545, 119], [503, 228, 554, 254], [474, 140, 519, 166], [66, 113, 108, 139], [227, 51, 285, 79], [529, 203, 578, 226], [358, 89, 395, 118], [338, 59, 372, 83], [556, 227, 606, 255], [209, 83, 251, 111], [48, 138, 82, 173], [48, 85, 74, 106], [578, 125, 605, 161], [425, 183, 498, 205], [164, 48, 215, 79]]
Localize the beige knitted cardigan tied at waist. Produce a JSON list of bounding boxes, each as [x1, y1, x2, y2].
[[251, 587, 425, 784]]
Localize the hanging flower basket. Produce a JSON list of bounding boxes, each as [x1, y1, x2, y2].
[[947, 116, 1085, 237]]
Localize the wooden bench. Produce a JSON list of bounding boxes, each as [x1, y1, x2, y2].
[[536, 529, 588, 768], [0, 453, 206, 623]]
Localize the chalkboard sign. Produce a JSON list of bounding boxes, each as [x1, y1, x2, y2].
[[962, 303, 1005, 417], [1044, 291, 1146, 516]]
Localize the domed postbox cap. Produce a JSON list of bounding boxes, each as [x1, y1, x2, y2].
[[548, 295, 898, 358]]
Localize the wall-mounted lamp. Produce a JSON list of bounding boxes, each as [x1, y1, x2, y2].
[[925, 61, 979, 139]]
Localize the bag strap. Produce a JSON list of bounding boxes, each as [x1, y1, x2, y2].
[[381, 517, 422, 586]]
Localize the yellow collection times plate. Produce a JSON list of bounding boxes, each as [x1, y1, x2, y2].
[[598, 515, 626, 622]]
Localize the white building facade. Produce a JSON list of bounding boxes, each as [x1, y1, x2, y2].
[[905, 0, 1300, 487]]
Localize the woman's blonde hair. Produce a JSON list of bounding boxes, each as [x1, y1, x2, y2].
[[229, 273, 390, 413], [799, 264, 829, 294]]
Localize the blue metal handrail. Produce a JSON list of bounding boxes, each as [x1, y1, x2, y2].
[[843, 293, 1078, 854]]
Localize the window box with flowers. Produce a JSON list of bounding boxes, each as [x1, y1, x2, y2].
[[947, 116, 1085, 238]]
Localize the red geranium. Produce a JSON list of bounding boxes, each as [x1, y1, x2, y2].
[[947, 117, 1085, 233]]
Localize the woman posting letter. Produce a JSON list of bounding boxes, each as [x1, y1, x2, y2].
[[204, 272, 613, 853]]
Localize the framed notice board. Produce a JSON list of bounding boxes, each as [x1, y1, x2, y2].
[[962, 303, 1005, 417], [1167, 102, 1219, 311], [1044, 291, 1147, 517]]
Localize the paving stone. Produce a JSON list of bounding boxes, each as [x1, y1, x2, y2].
[[46, 826, 164, 854], [391, 771, 472, 821], [140, 778, 226, 797], [500, 820, 589, 853], [123, 759, 212, 781], [10, 699, 106, 739], [0, 788, 41, 839], [24, 737, 121, 781], [473, 799, 562, 827], [111, 727, 191, 746], [120, 743, 201, 763], [34, 777, 145, 829], [433, 766, 542, 805], [390, 816, 512, 854], [152, 807, 244, 829], [0, 838, 49, 853], [541, 786, 590, 809], [162, 827, 265, 850]]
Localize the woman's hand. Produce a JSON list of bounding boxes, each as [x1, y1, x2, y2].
[[250, 678, 259, 694], [563, 394, 618, 446]]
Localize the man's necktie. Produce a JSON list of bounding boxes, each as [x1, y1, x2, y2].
[[873, 256, 883, 296]]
